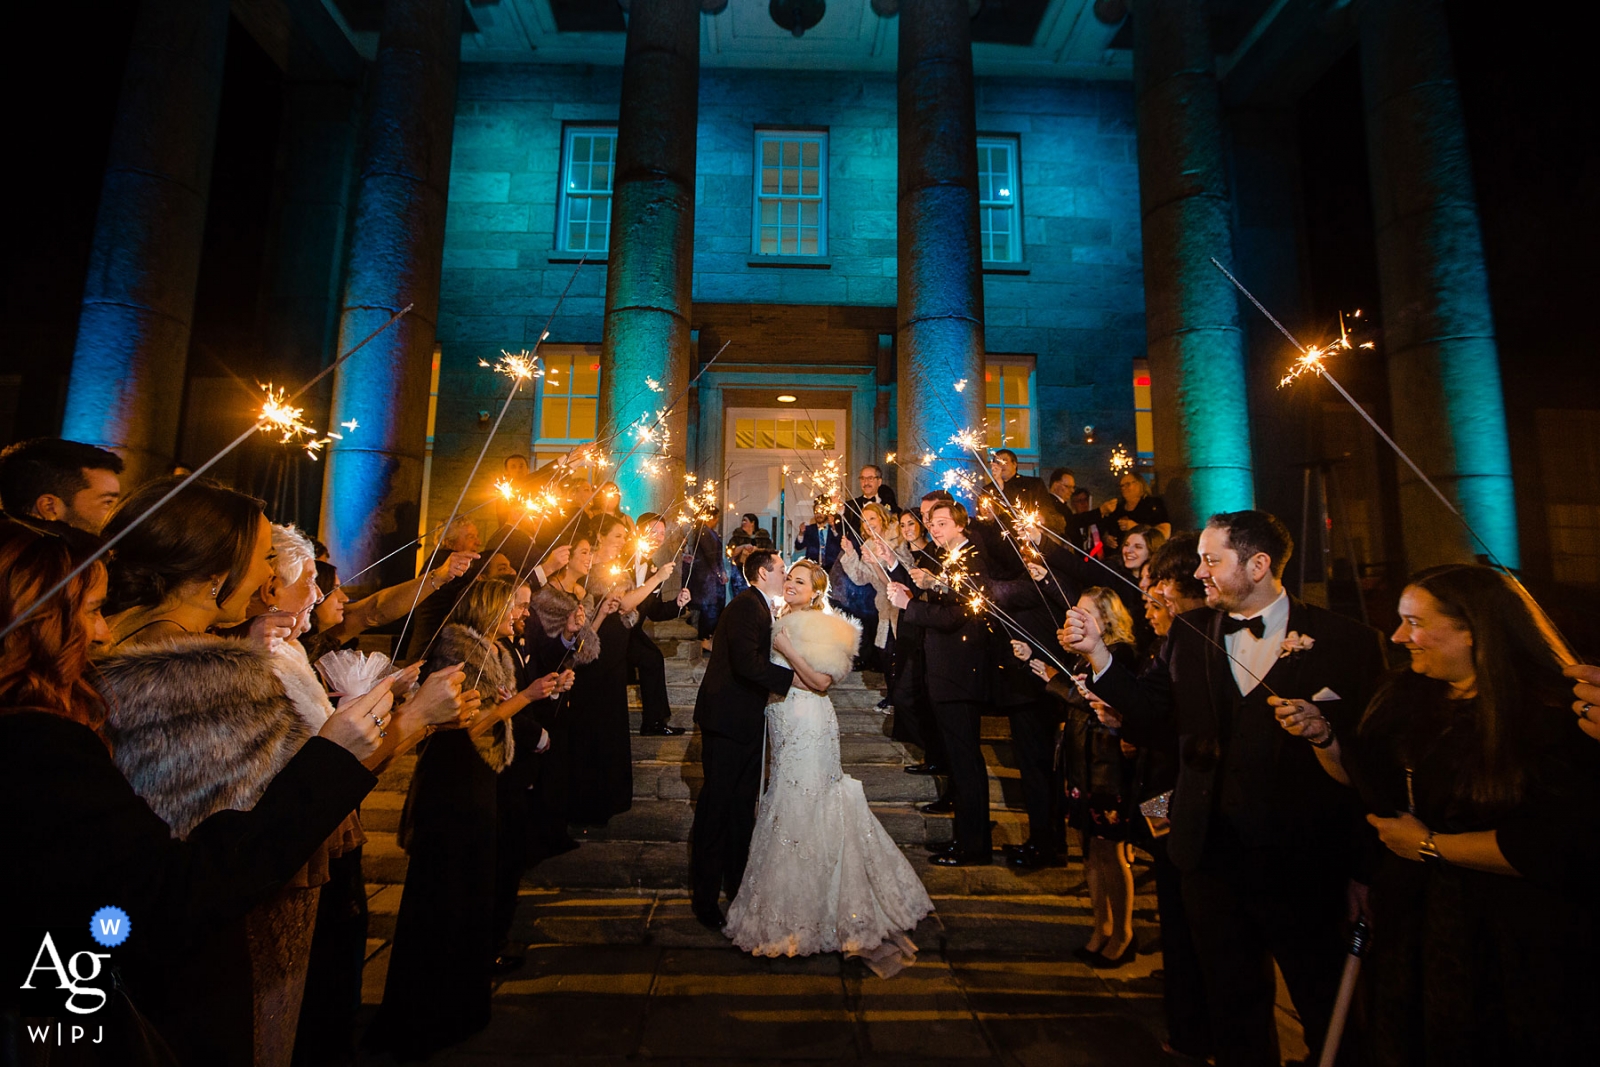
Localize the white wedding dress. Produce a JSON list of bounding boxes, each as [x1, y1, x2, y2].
[[724, 611, 934, 977]]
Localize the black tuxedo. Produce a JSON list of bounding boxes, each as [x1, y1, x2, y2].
[[1090, 596, 1386, 1066], [689, 588, 794, 911], [628, 576, 680, 732], [994, 472, 1049, 514], [900, 539, 994, 853], [842, 488, 897, 541]]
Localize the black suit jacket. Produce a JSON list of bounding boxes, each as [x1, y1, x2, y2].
[[692, 588, 794, 743], [899, 540, 992, 703], [1090, 597, 1387, 871]]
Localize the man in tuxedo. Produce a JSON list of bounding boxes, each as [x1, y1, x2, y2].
[[843, 464, 897, 541], [688, 549, 795, 928], [794, 498, 844, 570], [1064, 510, 1386, 1067], [988, 449, 1049, 514], [888, 500, 994, 866], [630, 513, 692, 736]]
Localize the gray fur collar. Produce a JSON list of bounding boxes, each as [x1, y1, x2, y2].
[[427, 623, 516, 771], [94, 635, 309, 839]]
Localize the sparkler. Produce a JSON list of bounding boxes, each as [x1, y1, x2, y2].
[[258, 383, 354, 459], [2, 303, 414, 640], [1109, 444, 1134, 476]]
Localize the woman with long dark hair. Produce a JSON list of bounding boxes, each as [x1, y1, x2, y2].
[[562, 515, 638, 825], [0, 519, 386, 1066], [1277, 564, 1599, 1065]]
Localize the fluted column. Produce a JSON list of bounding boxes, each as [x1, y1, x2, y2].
[[320, 0, 460, 585], [1132, 0, 1255, 526], [599, 0, 700, 516], [61, 0, 230, 485], [895, 0, 985, 504], [1361, 0, 1518, 569]]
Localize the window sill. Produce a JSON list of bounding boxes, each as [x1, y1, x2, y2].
[[547, 254, 607, 265], [983, 264, 1030, 276], [747, 256, 832, 270]]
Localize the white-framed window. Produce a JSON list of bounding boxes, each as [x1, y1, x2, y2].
[[558, 126, 616, 253], [752, 130, 827, 256], [534, 344, 601, 449], [977, 136, 1020, 264], [984, 356, 1037, 458]]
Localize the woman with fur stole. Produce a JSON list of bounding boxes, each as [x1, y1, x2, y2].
[[368, 578, 566, 1059], [92, 482, 406, 1066], [724, 560, 934, 977]]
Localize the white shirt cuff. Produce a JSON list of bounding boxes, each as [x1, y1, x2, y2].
[[533, 564, 547, 584]]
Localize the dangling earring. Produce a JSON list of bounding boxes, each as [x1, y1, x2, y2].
[[210, 581, 220, 600]]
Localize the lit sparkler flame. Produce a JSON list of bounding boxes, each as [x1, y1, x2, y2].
[[494, 350, 540, 382], [883, 452, 896, 465], [257, 383, 352, 460], [1277, 310, 1374, 389], [953, 379, 968, 393], [645, 377, 663, 393], [949, 428, 985, 453], [1109, 444, 1134, 476]]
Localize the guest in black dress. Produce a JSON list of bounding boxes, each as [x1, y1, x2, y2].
[[1096, 471, 1171, 553], [367, 579, 560, 1060], [1276, 563, 1599, 1066], [1042, 587, 1142, 967], [561, 515, 639, 826], [682, 506, 727, 652]]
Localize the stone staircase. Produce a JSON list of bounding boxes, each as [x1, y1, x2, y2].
[[359, 618, 1093, 958]]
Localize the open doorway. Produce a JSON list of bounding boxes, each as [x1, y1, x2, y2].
[[724, 405, 847, 553]]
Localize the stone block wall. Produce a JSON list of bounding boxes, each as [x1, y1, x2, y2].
[[432, 63, 1144, 529]]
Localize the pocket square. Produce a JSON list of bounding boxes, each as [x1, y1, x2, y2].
[[1310, 687, 1341, 702]]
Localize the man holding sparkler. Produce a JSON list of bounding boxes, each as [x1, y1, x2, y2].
[[888, 501, 995, 867], [1062, 510, 1385, 1067], [630, 512, 691, 736]]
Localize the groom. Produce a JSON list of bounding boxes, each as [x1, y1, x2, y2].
[[689, 549, 794, 929]]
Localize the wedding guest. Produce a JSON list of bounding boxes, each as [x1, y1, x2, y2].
[[1570, 661, 1600, 741], [1046, 467, 1077, 521], [1, 520, 386, 1067], [795, 499, 844, 570], [1275, 564, 1599, 1066], [1032, 588, 1142, 957], [838, 502, 912, 680], [1097, 471, 1171, 549], [988, 448, 1049, 513], [1118, 524, 1166, 652], [627, 512, 692, 737], [683, 505, 727, 654], [888, 506, 942, 767], [1065, 510, 1386, 1066], [844, 464, 897, 540], [0, 436, 123, 548], [398, 517, 485, 660], [368, 580, 562, 1059], [888, 501, 994, 866], [525, 580, 602, 860]]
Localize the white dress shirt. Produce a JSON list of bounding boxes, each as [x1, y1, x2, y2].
[[1226, 588, 1290, 696]]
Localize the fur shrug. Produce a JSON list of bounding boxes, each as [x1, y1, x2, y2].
[[95, 635, 311, 840], [426, 623, 516, 771], [774, 608, 861, 681], [529, 584, 601, 663]]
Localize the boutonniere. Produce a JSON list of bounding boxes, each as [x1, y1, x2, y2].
[[1279, 631, 1315, 659]]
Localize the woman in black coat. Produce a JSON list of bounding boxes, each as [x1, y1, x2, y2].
[[1278, 564, 1600, 1066], [367, 579, 561, 1061], [0, 520, 383, 1067]]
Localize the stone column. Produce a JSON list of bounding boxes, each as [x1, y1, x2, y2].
[[61, 0, 230, 485], [599, 0, 700, 517], [320, 0, 461, 585], [253, 34, 363, 525], [1361, 0, 1518, 569], [895, 0, 985, 505], [1132, 0, 1255, 526]]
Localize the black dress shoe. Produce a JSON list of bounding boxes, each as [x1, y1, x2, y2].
[[1087, 943, 1137, 969], [488, 953, 525, 975], [1007, 844, 1063, 870], [903, 762, 945, 775], [640, 724, 686, 736], [876, 697, 892, 709], [928, 850, 992, 867], [692, 906, 726, 930], [924, 841, 959, 855], [918, 797, 955, 814]]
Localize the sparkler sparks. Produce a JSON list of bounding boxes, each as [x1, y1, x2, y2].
[[949, 428, 985, 453], [257, 383, 352, 460], [953, 378, 968, 393], [1109, 444, 1134, 475], [1276, 311, 1375, 388]]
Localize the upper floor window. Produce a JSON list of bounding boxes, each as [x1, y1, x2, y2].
[[985, 356, 1037, 457], [977, 136, 1020, 263], [559, 126, 616, 253], [753, 130, 827, 256]]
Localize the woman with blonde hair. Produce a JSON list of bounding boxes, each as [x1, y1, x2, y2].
[[838, 502, 914, 658], [724, 559, 933, 976]]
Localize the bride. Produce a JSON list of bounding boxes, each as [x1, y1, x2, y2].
[[724, 560, 934, 977]]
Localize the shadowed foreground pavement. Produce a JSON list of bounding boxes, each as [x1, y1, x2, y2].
[[356, 886, 1310, 1065]]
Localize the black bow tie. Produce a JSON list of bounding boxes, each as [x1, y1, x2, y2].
[[1221, 614, 1266, 639]]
